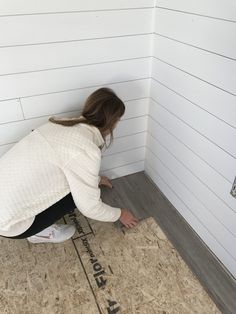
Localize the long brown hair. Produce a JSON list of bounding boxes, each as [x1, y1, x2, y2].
[[49, 87, 125, 148]]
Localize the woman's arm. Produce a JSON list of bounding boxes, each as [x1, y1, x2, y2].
[[63, 148, 121, 222]]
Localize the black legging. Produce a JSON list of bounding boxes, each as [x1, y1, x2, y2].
[[2, 193, 76, 239]]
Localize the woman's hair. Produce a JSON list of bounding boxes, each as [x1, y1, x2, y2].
[[48, 87, 125, 149]]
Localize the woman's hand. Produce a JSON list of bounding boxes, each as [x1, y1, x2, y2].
[[99, 176, 113, 188], [119, 208, 139, 229]]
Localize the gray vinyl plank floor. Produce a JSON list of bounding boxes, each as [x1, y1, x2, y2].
[[101, 171, 236, 314]]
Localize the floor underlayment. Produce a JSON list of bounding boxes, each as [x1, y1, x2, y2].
[[0, 210, 220, 314]]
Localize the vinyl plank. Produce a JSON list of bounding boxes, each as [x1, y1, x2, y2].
[[101, 171, 236, 313]]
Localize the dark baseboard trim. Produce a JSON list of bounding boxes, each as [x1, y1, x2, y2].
[[142, 171, 236, 314]]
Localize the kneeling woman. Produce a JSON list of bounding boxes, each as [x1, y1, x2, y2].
[[0, 88, 138, 243]]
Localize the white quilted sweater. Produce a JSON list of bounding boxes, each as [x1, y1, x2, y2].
[[0, 117, 121, 236]]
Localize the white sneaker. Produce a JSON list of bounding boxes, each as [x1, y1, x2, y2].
[[27, 223, 76, 244]]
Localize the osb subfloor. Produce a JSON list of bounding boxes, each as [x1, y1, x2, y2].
[[0, 211, 219, 313]]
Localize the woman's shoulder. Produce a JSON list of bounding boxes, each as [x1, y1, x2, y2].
[[36, 120, 102, 161]]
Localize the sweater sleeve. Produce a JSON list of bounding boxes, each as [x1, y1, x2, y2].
[[63, 147, 121, 222]]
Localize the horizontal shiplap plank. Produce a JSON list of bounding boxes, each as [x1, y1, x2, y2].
[[0, 58, 151, 101], [113, 116, 148, 138], [0, 0, 154, 15], [145, 148, 236, 259], [21, 79, 150, 119], [148, 115, 236, 212], [1, 96, 148, 146], [0, 130, 147, 164], [0, 9, 153, 47], [102, 132, 147, 157], [157, 0, 236, 21], [32, 98, 148, 123], [122, 98, 149, 120], [154, 8, 236, 59], [153, 36, 236, 95], [41, 98, 149, 124], [151, 58, 236, 128], [0, 34, 152, 75], [0, 99, 23, 124], [147, 125, 236, 235], [151, 79, 236, 158], [144, 162, 236, 279], [101, 147, 145, 171], [101, 160, 144, 179], [0, 111, 80, 146], [148, 98, 235, 184], [0, 113, 147, 146]]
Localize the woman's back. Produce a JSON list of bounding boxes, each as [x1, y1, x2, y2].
[[0, 119, 103, 231]]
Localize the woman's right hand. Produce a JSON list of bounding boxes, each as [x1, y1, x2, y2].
[[119, 208, 139, 228]]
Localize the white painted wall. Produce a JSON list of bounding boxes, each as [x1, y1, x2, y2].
[[1, 0, 236, 278], [0, 0, 154, 178], [145, 1, 236, 278]]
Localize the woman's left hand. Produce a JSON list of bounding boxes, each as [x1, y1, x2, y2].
[[99, 176, 113, 188]]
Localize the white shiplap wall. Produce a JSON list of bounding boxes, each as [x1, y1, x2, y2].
[[1, 0, 236, 279], [145, 1, 236, 278], [0, 0, 154, 178]]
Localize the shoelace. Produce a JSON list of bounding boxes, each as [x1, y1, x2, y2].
[[35, 232, 53, 239], [35, 226, 57, 239], [35, 224, 65, 238]]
